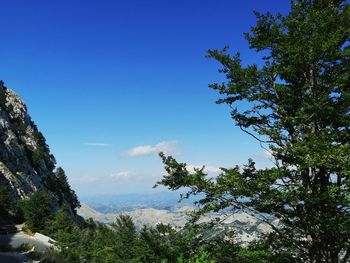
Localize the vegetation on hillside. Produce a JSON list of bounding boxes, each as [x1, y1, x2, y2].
[[0, 186, 13, 224], [10, 188, 286, 262], [0, 186, 11, 212], [18, 190, 53, 233], [42, 212, 288, 263]]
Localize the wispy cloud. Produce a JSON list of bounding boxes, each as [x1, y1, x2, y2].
[[110, 171, 132, 179], [84, 143, 112, 147], [187, 164, 222, 175], [256, 150, 273, 160], [122, 141, 181, 157]]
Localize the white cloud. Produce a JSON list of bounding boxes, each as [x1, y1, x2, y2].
[[262, 150, 273, 159], [84, 143, 112, 147], [187, 164, 222, 175], [255, 150, 273, 160], [122, 141, 181, 157], [110, 171, 132, 179]]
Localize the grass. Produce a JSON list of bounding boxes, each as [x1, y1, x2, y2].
[[22, 224, 35, 236]]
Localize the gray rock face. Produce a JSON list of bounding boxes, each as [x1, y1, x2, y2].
[[0, 81, 77, 214]]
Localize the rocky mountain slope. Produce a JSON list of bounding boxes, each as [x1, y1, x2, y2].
[[0, 81, 78, 215], [78, 203, 190, 228]]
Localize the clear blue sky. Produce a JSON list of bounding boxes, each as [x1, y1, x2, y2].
[[1, 0, 290, 197]]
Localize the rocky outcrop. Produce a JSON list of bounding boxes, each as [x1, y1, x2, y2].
[[0, 81, 78, 214]]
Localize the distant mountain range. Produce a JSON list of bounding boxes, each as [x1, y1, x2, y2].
[[77, 200, 275, 245], [79, 192, 202, 213]]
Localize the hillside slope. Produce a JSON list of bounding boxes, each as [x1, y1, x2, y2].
[[0, 81, 78, 215]]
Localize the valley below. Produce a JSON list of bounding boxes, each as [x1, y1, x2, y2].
[[78, 193, 274, 245]]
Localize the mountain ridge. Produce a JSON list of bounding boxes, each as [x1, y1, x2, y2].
[[0, 81, 78, 216]]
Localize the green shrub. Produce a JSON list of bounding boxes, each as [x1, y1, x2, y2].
[[18, 190, 53, 232]]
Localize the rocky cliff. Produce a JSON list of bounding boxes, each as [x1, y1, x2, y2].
[[0, 81, 79, 214]]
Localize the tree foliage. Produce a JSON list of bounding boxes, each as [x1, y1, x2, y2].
[[156, 1, 350, 262], [55, 167, 80, 209], [44, 215, 283, 263], [140, 223, 189, 262], [18, 190, 53, 232], [0, 186, 11, 213]]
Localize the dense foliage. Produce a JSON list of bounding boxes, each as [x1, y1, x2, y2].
[[156, 1, 350, 262], [42, 212, 287, 263], [0, 186, 11, 213], [54, 167, 80, 209], [18, 190, 53, 232]]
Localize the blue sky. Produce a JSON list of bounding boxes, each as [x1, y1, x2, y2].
[[0, 0, 290, 196]]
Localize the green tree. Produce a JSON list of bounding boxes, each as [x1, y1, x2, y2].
[[140, 223, 189, 262], [18, 190, 53, 232], [186, 250, 215, 263], [55, 167, 80, 210], [110, 215, 146, 261], [156, 1, 350, 262], [0, 186, 11, 213], [45, 206, 75, 237]]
